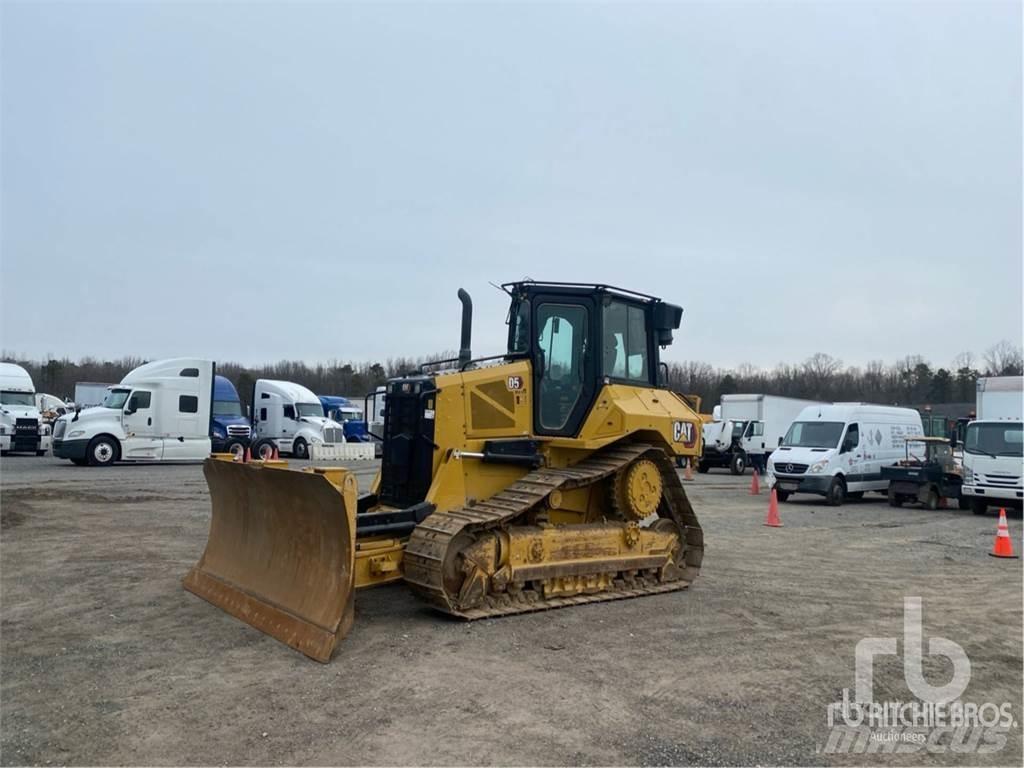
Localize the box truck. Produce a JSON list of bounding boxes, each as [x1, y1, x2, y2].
[[73, 382, 116, 408], [768, 403, 924, 506], [960, 376, 1023, 514], [53, 359, 214, 466], [249, 379, 345, 459], [0, 363, 52, 456], [699, 394, 825, 474]]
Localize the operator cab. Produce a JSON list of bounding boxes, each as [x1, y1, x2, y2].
[[503, 281, 683, 438]]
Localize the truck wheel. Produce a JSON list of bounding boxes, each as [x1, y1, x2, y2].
[[252, 439, 275, 460], [887, 486, 902, 507], [697, 461, 710, 474], [729, 453, 746, 475], [825, 477, 845, 507], [292, 438, 309, 459], [923, 488, 939, 511], [775, 489, 790, 502], [87, 436, 118, 467], [971, 498, 988, 516], [224, 439, 245, 461]]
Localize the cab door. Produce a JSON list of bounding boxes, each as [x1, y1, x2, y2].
[[532, 299, 596, 437], [122, 390, 163, 460]]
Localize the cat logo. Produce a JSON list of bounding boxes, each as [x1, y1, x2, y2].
[[672, 421, 697, 447], [506, 376, 524, 391]]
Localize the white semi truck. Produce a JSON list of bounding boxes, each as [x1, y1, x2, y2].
[[699, 394, 826, 474], [250, 379, 345, 459], [53, 359, 214, 466], [960, 376, 1023, 515], [0, 363, 52, 456]]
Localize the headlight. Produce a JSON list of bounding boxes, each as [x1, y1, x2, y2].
[[311, 435, 323, 444], [963, 466, 973, 484], [808, 459, 829, 474], [212, 427, 226, 439], [68, 430, 85, 438]]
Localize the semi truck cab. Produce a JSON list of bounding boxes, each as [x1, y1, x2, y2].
[[210, 376, 251, 459]]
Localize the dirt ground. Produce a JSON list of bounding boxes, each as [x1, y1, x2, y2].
[[1, 454, 1021, 766]]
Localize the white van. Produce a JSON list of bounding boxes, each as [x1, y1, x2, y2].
[[0, 363, 52, 456], [53, 359, 214, 466], [768, 403, 924, 506], [250, 379, 345, 459]]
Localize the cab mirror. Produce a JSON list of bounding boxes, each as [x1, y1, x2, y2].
[[778, 436, 784, 446], [125, 403, 137, 415]]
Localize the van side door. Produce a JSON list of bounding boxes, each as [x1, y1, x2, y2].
[[122, 390, 163, 460]]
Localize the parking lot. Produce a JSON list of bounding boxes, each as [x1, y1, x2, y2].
[[2, 455, 1021, 766]]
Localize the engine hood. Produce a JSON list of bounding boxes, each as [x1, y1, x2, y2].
[[59, 406, 115, 426], [770, 446, 836, 466], [1, 404, 41, 421]]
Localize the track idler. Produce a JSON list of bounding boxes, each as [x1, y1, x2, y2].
[[183, 459, 358, 663]]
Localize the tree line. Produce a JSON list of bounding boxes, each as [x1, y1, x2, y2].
[[3, 340, 1020, 414]]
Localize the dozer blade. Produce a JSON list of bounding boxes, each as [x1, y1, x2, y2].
[[183, 459, 358, 663]]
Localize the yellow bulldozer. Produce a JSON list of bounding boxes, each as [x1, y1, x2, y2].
[[184, 281, 705, 661]]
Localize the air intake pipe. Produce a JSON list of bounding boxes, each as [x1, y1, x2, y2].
[[457, 288, 473, 367]]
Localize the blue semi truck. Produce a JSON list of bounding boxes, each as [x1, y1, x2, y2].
[[211, 376, 252, 458], [317, 395, 370, 442]]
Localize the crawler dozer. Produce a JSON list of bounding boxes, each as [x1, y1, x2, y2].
[[184, 281, 705, 661]]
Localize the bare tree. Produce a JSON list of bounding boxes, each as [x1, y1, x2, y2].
[[983, 340, 1024, 376]]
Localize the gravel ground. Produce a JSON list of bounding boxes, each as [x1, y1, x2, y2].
[[1, 454, 1021, 766]]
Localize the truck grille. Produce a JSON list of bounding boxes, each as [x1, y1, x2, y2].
[[978, 472, 1022, 488], [774, 462, 808, 475], [15, 418, 37, 433], [324, 427, 344, 444], [226, 425, 250, 438]]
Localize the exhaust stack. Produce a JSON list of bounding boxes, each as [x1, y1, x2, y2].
[[457, 288, 473, 367]]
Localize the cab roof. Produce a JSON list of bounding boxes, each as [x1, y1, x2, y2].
[[502, 280, 664, 303]]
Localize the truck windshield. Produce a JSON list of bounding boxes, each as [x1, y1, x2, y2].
[[0, 391, 34, 406], [965, 423, 1023, 457], [783, 421, 845, 449], [333, 409, 361, 422], [296, 403, 323, 418], [102, 389, 130, 409], [213, 400, 243, 418]]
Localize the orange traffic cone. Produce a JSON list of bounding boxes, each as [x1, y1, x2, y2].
[[989, 508, 1018, 559], [684, 458, 695, 482], [243, 445, 251, 463], [750, 469, 761, 495], [764, 488, 783, 527], [272, 444, 280, 461]]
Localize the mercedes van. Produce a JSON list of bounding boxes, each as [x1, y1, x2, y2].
[[768, 403, 923, 506]]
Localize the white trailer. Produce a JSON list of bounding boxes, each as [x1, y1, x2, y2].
[[0, 363, 52, 456], [960, 376, 1023, 514], [53, 359, 214, 466], [700, 394, 826, 474]]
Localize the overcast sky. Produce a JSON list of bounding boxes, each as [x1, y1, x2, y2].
[[1, 1, 1020, 370]]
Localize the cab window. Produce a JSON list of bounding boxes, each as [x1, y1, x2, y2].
[[602, 300, 649, 382], [841, 423, 859, 452], [126, 391, 151, 412]]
